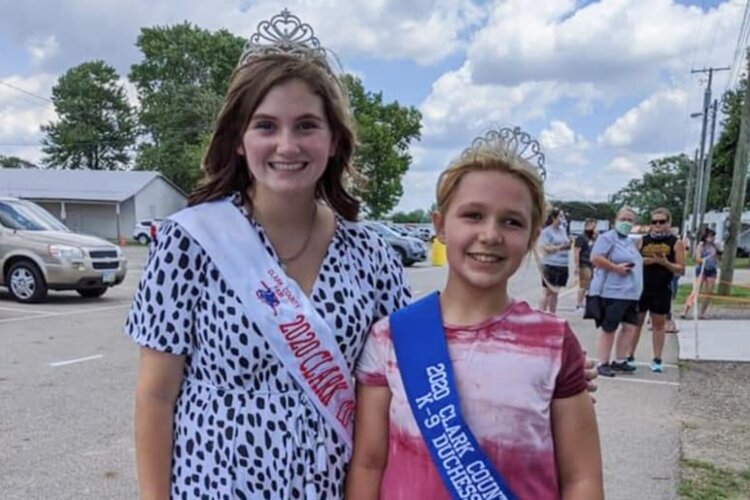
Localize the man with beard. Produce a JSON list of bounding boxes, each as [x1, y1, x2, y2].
[[628, 208, 685, 373]]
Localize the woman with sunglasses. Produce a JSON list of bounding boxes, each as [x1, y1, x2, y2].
[[631, 208, 685, 373]]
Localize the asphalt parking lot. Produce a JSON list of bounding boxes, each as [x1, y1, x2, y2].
[[1, 246, 680, 499]]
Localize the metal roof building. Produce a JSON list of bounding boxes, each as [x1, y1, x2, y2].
[[0, 168, 187, 241]]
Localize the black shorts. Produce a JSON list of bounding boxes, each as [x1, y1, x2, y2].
[[542, 265, 568, 289], [639, 290, 672, 315], [599, 298, 639, 333]]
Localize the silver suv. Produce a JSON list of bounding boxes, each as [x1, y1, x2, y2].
[[363, 221, 427, 267], [0, 197, 128, 303]]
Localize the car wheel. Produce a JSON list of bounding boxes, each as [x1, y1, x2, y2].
[[77, 287, 108, 299], [394, 247, 408, 265], [7, 261, 48, 303], [137, 234, 150, 245]]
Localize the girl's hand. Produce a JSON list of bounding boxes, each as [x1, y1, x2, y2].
[[583, 355, 598, 404]]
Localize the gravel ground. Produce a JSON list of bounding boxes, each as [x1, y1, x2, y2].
[[677, 357, 750, 498], [678, 361, 750, 471]]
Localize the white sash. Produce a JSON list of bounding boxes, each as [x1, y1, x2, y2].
[[169, 198, 355, 455]]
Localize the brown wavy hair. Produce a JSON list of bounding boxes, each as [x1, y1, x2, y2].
[[188, 53, 360, 220]]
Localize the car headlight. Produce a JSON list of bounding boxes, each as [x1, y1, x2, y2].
[[410, 240, 423, 251], [49, 245, 84, 260]]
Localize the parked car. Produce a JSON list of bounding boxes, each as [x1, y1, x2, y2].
[[363, 221, 427, 267], [412, 225, 435, 242], [133, 218, 163, 245], [0, 197, 128, 303]]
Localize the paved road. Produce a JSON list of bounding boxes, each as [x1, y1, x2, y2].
[[0, 247, 679, 499]]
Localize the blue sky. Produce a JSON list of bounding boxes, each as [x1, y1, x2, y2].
[[0, 0, 743, 212]]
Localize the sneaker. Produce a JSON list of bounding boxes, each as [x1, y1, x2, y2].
[[651, 359, 663, 373], [597, 363, 616, 377], [626, 355, 637, 370], [575, 305, 585, 313], [611, 360, 637, 373]]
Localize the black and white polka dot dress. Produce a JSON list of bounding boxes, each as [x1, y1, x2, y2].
[[125, 197, 411, 499]]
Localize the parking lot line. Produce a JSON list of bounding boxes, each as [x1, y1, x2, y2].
[[0, 304, 129, 325], [0, 305, 55, 315], [600, 377, 679, 387], [49, 354, 104, 367]]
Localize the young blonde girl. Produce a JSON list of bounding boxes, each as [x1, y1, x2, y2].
[[346, 131, 603, 500]]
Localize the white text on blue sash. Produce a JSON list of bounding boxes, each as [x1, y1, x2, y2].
[[416, 363, 506, 500]]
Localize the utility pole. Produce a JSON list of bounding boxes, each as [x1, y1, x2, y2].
[[690, 66, 730, 238], [698, 99, 719, 230], [683, 148, 699, 235], [718, 55, 750, 296]]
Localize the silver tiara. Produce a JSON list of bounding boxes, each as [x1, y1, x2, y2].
[[461, 127, 547, 181], [238, 9, 332, 69]]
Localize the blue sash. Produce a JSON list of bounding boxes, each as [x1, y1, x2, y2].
[[390, 292, 517, 500]]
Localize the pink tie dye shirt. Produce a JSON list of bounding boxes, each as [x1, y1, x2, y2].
[[355, 300, 587, 500]]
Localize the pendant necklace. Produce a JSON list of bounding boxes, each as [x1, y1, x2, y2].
[[278, 202, 318, 269]]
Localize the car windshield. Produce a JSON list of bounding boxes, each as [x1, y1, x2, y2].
[[371, 223, 400, 237], [0, 200, 70, 232]]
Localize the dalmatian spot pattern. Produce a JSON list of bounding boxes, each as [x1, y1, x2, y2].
[[125, 197, 411, 499]]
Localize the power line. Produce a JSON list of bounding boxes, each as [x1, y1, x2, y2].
[[0, 81, 52, 103], [724, 0, 750, 95]]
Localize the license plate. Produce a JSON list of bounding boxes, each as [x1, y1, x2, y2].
[[102, 271, 116, 284]]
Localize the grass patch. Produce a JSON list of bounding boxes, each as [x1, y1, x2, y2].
[[678, 459, 750, 499], [673, 283, 750, 307]]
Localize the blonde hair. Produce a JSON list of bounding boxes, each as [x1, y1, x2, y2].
[[435, 144, 546, 246]]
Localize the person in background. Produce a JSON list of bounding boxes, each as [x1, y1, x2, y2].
[[589, 207, 643, 377], [539, 207, 571, 313], [630, 208, 684, 373], [682, 227, 719, 319], [574, 218, 598, 313]]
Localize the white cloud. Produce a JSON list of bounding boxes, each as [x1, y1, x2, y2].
[[0, 74, 57, 165], [419, 63, 599, 148], [0, 0, 482, 74], [26, 35, 60, 67], [539, 120, 589, 166], [466, 0, 743, 88], [599, 87, 694, 152], [605, 156, 643, 177]]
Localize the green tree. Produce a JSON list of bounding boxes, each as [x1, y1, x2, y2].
[[391, 209, 429, 223], [40, 61, 136, 170], [611, 154, 691, 228], [709, 78, 750, 210], [550, 201, 616, 222], [343, 75, 422, 219], [129, 23, 244, 191], [0, 156, 38, 169]]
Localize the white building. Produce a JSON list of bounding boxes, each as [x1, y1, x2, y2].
[[0, 168, 187, 240], [684, 209, 750, 254]]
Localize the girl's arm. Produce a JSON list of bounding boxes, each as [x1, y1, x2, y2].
[[134, 347, 185, 500], [694, 242, 704, 264], [552, 392, 604, 500], [345, 383, 392, 500]]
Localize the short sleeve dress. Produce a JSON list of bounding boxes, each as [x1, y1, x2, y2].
[[125, 195, 411, 499]]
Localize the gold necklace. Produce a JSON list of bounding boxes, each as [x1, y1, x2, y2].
[[278, 203, 318, 267]]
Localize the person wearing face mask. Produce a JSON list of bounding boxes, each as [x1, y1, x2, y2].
[[588, 208, 644, 377], [630, 208, 685, 373], [574, 218, 598, 313]]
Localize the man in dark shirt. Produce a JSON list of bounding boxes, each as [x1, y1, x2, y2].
[[630, 208, 685, 373], [574, 218, 597, 312]]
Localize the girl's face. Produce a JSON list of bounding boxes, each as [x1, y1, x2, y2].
[[239, 79, 336, 198], [433, 170, 535, 294]]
